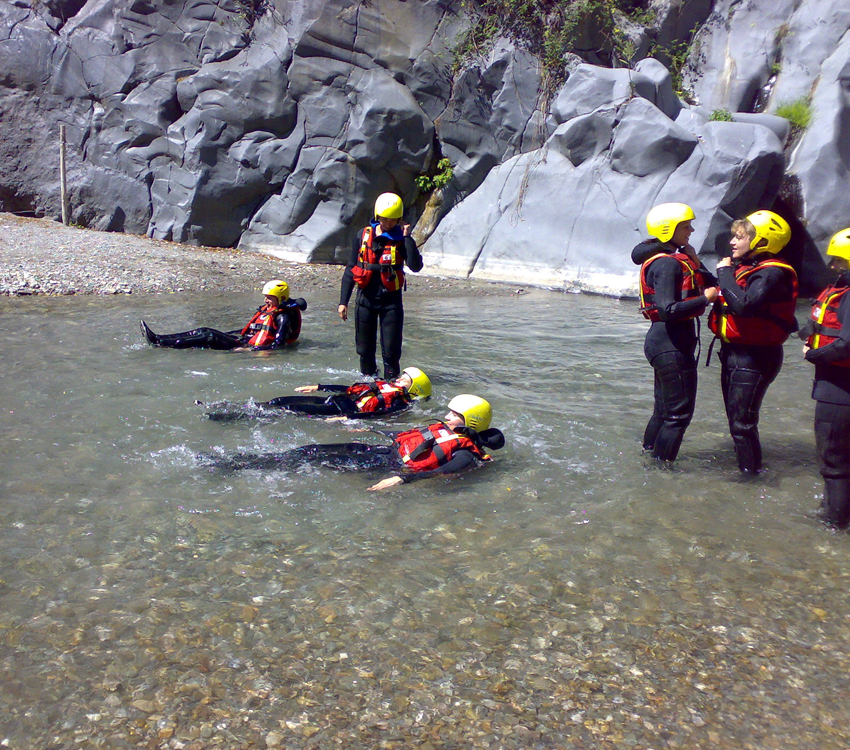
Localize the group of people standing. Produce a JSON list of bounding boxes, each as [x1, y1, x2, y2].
[[140, 193, 504, 490], [634, 202, 850, 528]]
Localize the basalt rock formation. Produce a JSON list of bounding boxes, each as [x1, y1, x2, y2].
[[0, 0, 846, 293]]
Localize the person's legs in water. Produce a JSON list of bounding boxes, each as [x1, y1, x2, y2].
[[141, 321, 242, 350], [354, 293, 379, 376], [378, 295, 404, 380], [815, 401, 850, 527], [262, 395, 358, 417], [205, 443, 400, 473], [645, 350, 697, 461], [720, 346, 782, 473]]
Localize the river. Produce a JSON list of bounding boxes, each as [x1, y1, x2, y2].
[[0, 287, 845, 749]]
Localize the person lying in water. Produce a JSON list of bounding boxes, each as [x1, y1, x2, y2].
[[140, 280, 306, 351], [200, 367, 431, 422], [203, 394, 504, 491]]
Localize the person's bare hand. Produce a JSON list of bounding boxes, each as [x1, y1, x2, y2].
[[368, 476, 404, 491], [295, 385, 319, 393], [338, 304, 348, 321], [716, 257, 733, 268], [704, 286, 719, 303]]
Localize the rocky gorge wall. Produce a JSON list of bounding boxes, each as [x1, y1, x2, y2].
[[0, 0, 846, 294]]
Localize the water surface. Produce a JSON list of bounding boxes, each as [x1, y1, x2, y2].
[[0, 289, 844, 749]]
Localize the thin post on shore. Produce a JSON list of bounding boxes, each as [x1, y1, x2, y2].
[[59, 124, 69, 225]]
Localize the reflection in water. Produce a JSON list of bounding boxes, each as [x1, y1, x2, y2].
[[0, 290, 845, 749]]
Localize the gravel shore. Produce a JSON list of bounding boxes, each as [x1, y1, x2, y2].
[[0, 213, 514, 299]]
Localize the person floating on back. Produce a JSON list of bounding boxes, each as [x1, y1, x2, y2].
[[140, 280, 306, 351], [201, 367, 432, 422], [202, 394, 504, 491], [709, 211, 798, 474]]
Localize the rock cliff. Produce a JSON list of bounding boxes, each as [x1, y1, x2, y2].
[[0, 0, 846, 293]]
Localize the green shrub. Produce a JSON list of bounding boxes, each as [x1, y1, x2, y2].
[[775, 98, 812, 131], [709, 108, 734, 122], [416, 158, 454, 194]]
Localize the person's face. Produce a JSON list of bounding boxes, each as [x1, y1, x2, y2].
[[829, 256, 850, 272], [378, 216, 399, 232], [670, 220, 693, 247], [443, 410, 465, 430], [264, 294, 279, 307], [729, 228, 753, 260], [393, 373, 413, 390]]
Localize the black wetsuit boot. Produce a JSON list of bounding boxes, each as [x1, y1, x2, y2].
[[141, 320, 242, 350]]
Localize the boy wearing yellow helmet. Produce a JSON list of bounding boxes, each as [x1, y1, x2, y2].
[[140, 280, 307, 351], [802, 229, 850, 526], [201, 367, 431, 421], [632, 203, 719, 461], [338, 192, 423, 379], [709, 211, 798, 473], [203, 394, 504, 491]]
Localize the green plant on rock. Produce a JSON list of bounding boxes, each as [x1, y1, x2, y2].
[[709, 108, 734, 122], [775, 97, 812, 131], [416, 158, 454, 194]]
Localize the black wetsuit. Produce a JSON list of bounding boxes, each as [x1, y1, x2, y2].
[[339, 223, 423, 379], [205, 426, 505, 484], [205, 382, 412, 421], [716, 261, 796, 473], [632, 240, 716, 461], [805, 271, 850, 526], [141, 300, 305, 351]]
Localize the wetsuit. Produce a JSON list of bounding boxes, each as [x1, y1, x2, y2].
[[204, 381, 413, 421], [804, 270, 850, 526], [714, 260, 797, 473], [339, 222, 423, 379], [632, 239, 716, 460], [205, 424, 505, 484], [141, 299, 306, 351]]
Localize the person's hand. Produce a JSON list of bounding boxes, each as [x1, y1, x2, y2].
[[803, 344, 810, 356], [295, 385, 319, 393], [231, 346, 248, 352], [368, 476, 404, 491], [401, 222, 411, 237], [324, 416, 348, 422], [703, 286, 719, 303], [681, 243, 699, 263], [716, 257, 733, 268], [338, 304, 348, 321]]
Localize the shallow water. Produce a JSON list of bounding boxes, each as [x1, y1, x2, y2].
[[0, 288, 846, 749]]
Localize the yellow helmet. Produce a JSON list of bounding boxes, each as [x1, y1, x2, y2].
[[262, 280, 289, 302], [374, 192, 404, 220], [402, 367, 431, 399], [645, 202, 695, 243], [448, 394, 491, 432], [746, 210, 791, 255], [827, 227, 850, 262]]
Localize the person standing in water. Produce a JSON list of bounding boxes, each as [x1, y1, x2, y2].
[[338, 192, 423, 380], [801, 228, 850, 526], [633, 202, 719, 461], [708, 211, 798, 474]]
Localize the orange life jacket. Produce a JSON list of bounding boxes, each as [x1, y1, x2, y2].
[[241, 305, 301, 348], [639, 252, 706, 321], [346, 380, 411, 413], [350, 225, 405, 292], [708, 259, 798, 345], [393, 423, 491, 472], [807, 284, 850, 367]]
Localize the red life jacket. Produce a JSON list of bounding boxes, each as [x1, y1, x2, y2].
[[240, 305, 301, 348], [350, 226, 405, 292], [708, 259, 798, 345], [807, 284, 850, 367], [346, 380, 410, 413], [639, 252, 706, 321], [393, 423, 491, 473]]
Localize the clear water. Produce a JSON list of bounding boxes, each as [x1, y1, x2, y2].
[[0, 289, 845, 748]]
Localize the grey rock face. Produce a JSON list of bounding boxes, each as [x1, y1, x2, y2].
[[423, 65, 785, 294]]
